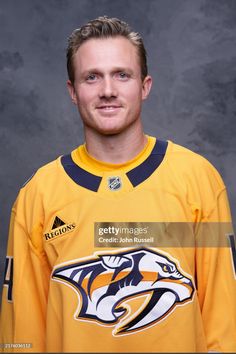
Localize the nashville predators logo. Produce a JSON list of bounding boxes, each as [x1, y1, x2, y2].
[[52, 248, 194, 336]]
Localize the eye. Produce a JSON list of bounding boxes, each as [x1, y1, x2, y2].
[[86, 73, 98, 82], [163, 265, 169, 272], [157, 262, 174, 273], [119, 72, 127, 78], [116, 72, 130, 80]]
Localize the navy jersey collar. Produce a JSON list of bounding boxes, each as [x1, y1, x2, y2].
[[61, 139, 168, 191]]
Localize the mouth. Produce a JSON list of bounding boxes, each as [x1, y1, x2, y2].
[[96, 105, 122, 114]]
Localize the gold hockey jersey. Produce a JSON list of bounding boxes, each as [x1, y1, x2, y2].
[[1, 136, 236, 352]]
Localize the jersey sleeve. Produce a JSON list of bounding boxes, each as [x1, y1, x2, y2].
[[0, 180, 51, 352], [195, 178, 236, 352]]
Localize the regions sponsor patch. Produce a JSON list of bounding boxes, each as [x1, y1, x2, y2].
[[44, 216, 76, 241]]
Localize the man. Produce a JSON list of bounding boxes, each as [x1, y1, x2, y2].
[[1, 16, 236, 353]]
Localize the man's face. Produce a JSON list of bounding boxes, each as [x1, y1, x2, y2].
[[67, 36, 152, 135]]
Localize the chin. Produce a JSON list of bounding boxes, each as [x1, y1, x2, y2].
[[96, 122, 128, 135], [97, 127, 124, 136]]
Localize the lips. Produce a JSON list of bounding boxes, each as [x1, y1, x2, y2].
[[97, 105, 121, 110], [96, 105, 122, 114]]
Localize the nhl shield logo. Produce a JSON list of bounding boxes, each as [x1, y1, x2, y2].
[[108, 176, 122, 191]]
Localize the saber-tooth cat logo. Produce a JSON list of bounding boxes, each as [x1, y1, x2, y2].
[[52, 248, 194, 336]]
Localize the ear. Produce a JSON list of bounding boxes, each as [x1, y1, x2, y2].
[[67, 80, 78, 105], [142, 75, 152, 100]]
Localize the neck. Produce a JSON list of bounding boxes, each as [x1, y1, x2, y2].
[[84, 124, 147, 164]]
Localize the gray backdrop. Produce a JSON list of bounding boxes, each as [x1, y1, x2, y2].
[[0, 0, 236, 296]]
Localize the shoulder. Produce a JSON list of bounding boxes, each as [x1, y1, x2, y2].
[[167, 140, 208, 164], [13, 155, 64, 211], [166, 140, 226, 192], [22, 156, 62, 190]]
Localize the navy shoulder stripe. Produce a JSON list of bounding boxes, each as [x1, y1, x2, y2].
[[126, 140, 168, 187], [61, 154, 102, 192]]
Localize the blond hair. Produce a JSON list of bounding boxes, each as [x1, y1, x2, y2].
[[67, 16, 148, 83]]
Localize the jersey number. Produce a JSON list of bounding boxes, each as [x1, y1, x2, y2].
[[4, 256, 13, 301], [229, 234, 236, 278]]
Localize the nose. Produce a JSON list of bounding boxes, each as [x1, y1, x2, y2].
[[99, 76, 117, 99]]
